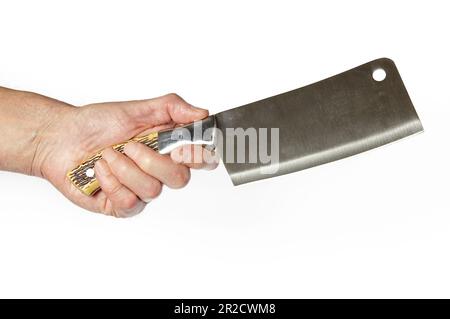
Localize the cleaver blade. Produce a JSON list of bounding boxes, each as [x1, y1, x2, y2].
[[214, 57, 423, 185]]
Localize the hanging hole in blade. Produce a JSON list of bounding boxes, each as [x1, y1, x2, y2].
[[372, 68, 386, 82]]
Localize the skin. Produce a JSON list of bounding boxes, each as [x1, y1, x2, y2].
[[0, 87, 218, 217]]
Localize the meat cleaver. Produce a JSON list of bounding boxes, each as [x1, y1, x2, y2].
[[68, 58, 423, 196]]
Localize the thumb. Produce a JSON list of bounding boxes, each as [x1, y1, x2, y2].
[[155, 93, 209, 124], [109, 93, 209, 127]]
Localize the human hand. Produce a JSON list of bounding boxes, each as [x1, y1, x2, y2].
[[32, 93, 218, 217]]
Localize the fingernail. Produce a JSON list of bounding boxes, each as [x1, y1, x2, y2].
[[124, 141, 139, 156], [191, 105, 208, 113], [170, 147, 184, 163], [95, 159, 108, 175], [102, 147, 118, 162]]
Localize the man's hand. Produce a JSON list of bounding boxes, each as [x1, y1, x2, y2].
[[0, 87, 217, 217]]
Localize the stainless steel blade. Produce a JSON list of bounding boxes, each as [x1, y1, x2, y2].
[[215, 58, 423, 185]]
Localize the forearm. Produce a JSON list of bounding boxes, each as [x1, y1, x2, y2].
[[0, 87, 73, 177]]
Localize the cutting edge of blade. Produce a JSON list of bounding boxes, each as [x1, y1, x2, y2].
[[225, 116, 423, 186]]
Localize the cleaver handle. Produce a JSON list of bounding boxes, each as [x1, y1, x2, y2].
[[67, 132, 159, 196], [67, 115, 216, 196]]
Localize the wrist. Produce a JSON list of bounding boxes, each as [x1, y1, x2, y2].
[[0, 87, 74, 177]]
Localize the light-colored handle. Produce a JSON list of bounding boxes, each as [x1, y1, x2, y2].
[[67, 115, 216, 197], [67, 132, 158, 196]]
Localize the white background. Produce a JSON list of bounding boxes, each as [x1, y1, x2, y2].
[[0, 0, 448, 298]]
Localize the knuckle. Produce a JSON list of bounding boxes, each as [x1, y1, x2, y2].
[[165, 92, 181, 101], [116, 163, 129, 176], [140, 155, 154, 173], [145, 181, 162, 199], [171, 166, 190, 188], [108, 183, 123, 198], [121, 195, 138, 210]]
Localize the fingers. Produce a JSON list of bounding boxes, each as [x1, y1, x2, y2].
[[94, 159, 146, 218], [124, 141, 191, 189], [170, 145, 219, 170], [102, 148, 162, 202], [93, 141, 217, 218], [117, 93, 209, 127]]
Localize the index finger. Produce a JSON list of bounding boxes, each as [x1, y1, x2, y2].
[[170, 145, 219, 170]]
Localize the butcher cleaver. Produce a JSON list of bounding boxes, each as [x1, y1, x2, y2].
[[68, 58, 423, 195]]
